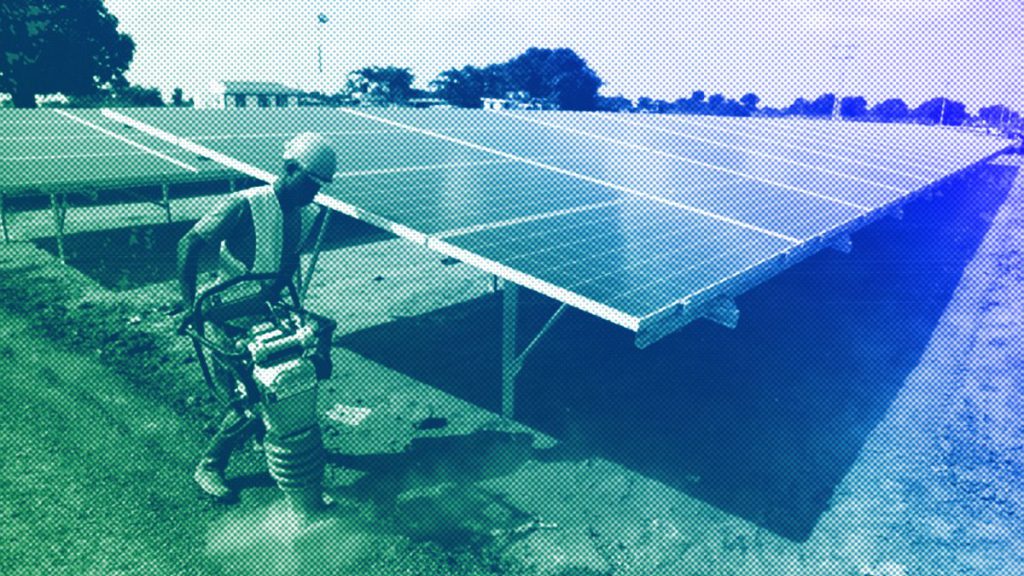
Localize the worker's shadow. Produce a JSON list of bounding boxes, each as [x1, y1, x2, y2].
[[319, 429, 582, 547]]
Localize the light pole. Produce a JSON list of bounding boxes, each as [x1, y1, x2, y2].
[[317, 11, 328, 95]]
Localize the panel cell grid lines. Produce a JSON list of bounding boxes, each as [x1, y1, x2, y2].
[[0, 109, 232, 194], [103, 107, 1013, 342]]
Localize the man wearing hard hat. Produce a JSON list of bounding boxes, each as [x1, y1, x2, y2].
[[177, 132, 337, 502]]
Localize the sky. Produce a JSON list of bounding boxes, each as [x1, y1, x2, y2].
[[104, 0, 1024, 111]]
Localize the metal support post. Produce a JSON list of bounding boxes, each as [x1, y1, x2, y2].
[[500, 281, 567, 419], [501, 282, 519, 418], [50, 191, 67, 262], [161, 183, 172, 223], [0, 191, 8, 243], [830, 234, 852, 254]]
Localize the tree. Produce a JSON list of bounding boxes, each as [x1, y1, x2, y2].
[[722, 99, 752, 117], [977, 104, 1019, 128], [809, 93, 836, 117], [62, 80, 163, 108], [0, 0, 135, 108], [635, 97, 671, 114], [430, 64, 506, 108], [739, 92, 761, 113], [707, 93, 726, 112], [786, 97, 811, 116], [171, 87, 193, 107], [432, 47, 603, 111], [503, 47, 602, 111], [870, 98, 909, 122], [343, 66, 415, 106], [113, 83, 163, 107], [668, 90, 706, 114], [839, 96, 868, 119], [597, 95, 633, 112], [914, 97, 968, 126]]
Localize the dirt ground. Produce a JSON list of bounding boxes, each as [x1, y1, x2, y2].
[[3, 155, 1024, 575]]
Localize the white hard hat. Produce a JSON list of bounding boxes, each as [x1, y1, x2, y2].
[[283, 132, 337, 184]]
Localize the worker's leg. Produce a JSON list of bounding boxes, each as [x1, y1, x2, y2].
[[194, 319, 264, 500], [195, 409, 264, 500], [203, 409, 264, 468]]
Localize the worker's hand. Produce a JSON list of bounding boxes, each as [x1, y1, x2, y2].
[[172, 300, 197, 336], [310, 352, 333, 381], [166, 299, 188, 317], [176, 314, 194, 336]]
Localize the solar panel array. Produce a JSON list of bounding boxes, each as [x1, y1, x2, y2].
[[103, 107, 1012, 344]]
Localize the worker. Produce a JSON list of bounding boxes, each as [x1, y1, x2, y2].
[[176, 132, 337, 502]]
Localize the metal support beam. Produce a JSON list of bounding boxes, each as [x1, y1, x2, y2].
[[701, 296, 740, 329], [830, 234, 852, 254], [501, 282, 566, 419], [300, 206, 332, 306]]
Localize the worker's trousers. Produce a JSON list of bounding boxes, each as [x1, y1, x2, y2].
[[201, 316, 266, 470], [204, 408, 265, 469]]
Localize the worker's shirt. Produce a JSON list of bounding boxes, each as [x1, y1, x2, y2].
[[192, 185, 321, 286]]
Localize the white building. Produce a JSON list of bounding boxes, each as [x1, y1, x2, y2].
[[200, 81, 301, 109], [481, 94, 552, 111]]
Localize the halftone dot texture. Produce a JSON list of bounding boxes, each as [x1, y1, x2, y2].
[[0, 79, 1019, 573]]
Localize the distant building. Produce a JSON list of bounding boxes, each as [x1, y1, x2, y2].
[[481, 98, 512, 110], [200, 81, 301, 109], [407, 97, 450, 109], [482, 94, 553, 111]]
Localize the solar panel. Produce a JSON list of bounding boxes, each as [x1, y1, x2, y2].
[[0, 109, 231, 193], [103, 107, 1013, 346]]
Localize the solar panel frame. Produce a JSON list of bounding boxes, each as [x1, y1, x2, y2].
[[101, 106, 1015, 346]]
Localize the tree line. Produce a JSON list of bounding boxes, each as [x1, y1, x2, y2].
[[615, 90, 1021, 128], [1, 0, 1018, 131], [331, 59, 1020, 130]]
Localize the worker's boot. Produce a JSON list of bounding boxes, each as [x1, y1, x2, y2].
[[194, 410, 262, 502], [194, 457, 234, 502]]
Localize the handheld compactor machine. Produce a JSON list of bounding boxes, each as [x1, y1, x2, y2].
[[180, 274, 336, 515]]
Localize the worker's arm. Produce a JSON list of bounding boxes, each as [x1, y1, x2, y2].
[[177, 229, 206, 311], [176, 194, 245, 311]]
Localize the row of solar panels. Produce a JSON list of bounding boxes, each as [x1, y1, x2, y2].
[[97, 107, 1014, 345]]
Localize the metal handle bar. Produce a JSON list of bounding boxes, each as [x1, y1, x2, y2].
[[192, 273, 299, 321]]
